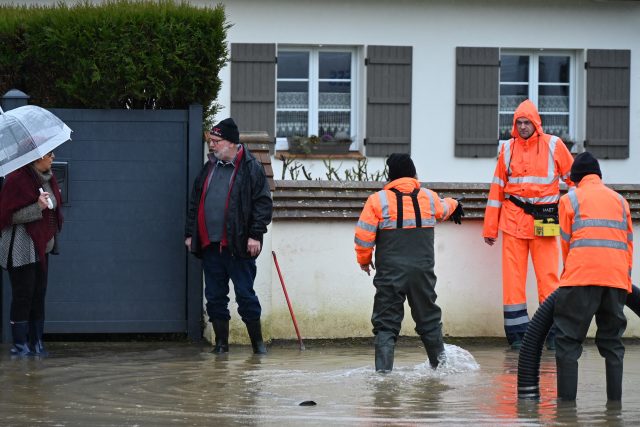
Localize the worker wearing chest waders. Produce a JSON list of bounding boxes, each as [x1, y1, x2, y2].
[[483, 99, 574, 350], [555, 152, 633, 402], [354, 154, 464, 372]]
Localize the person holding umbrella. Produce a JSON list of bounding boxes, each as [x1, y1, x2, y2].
[[0, 104, 70, 357], [0, 150, 63, 356]]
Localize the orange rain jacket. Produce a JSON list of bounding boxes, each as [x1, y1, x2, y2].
[[558, 174, 633, 291], [354, 177, 458, 266], [483, 100, 574, 240]]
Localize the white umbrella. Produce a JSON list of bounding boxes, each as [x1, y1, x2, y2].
[[0, 105, 72, 177]]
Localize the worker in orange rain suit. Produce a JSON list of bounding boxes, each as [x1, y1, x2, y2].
[[354, 153, 463, 372], [483, 99, 574, 350], [554, 152, 633, 402]]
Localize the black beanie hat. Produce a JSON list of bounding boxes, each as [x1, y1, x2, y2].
[[570, 151, 601, 183], [387, 153, 417, 181], [210, 118, 240, 144]]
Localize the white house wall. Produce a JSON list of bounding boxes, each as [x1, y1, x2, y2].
[[202, 211, 637, 343], [211, 0, 640, 184], [255, 220, 640, 340]]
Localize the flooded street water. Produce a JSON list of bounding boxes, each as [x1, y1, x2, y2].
[[1, 339, 639, 426]]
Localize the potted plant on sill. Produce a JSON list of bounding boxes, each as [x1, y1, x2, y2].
[[287, 132, 352, 154]]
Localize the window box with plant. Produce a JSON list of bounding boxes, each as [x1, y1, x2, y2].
[[287, 132, 352, 154]]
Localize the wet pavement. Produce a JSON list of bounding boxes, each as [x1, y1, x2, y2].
[[1, 339, 639, 426]]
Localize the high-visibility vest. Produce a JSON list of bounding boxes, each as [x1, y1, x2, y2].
[[483, 134, 574, 239], [354, 177, 457, 266], [483, 99, 574, 239], [559, 175, 633, 291]]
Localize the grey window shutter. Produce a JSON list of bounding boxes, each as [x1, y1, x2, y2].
[[455, 47, 499, 158], [365, 45, 412, 156], [230, 43, 276, 139], [586, 49, 630, 159]]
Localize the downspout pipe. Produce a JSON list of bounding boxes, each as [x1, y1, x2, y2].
[[517, 285, 640, 400]]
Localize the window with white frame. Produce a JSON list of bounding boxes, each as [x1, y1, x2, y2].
[[276, 47, 356, 150], [499, 52, 574, 143]]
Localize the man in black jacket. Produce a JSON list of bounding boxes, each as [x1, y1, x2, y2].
[[185, 118, 272, 354]]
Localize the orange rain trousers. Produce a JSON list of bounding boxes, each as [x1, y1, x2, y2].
[[501, 232, 560, 306]]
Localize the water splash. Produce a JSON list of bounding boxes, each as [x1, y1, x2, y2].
[[415, 343, 481, 375]]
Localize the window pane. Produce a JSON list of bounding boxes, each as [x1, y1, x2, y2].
[[499, 84, 528, 112], [499, 114, 514, 140], [278, 52, 309, 79], [500, 55, 529, 82], [319, 82, 350, 109], [319, 52, 351, 79], [319, 111, 351, 140], [539, 56, 569, 83], [277, 111, 308, 138], [539, 85, 569, 113], [540, 114, 569, 138], [277, 81, 308, 109]]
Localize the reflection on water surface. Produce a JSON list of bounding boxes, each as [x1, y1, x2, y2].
[[0, 340, 638, 426]]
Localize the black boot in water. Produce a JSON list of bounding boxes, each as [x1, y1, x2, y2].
[[211, 319, 229, 354], [556, 360, 579, 401], [29, 318, 48, 357], [10, 321, 32, 357], [421, 336, 445, 369], [246, 320, 267, 354], [375, 345, 395, 373], [605, 360, 623, 402]]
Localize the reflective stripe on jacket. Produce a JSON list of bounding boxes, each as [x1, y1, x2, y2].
[[354, 177, 458, 266], [483, 99, 574, 239], [558, 174, 633, 291]]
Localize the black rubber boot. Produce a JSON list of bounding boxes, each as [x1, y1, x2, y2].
[[556, 359, 579, 401], [421, 336, 445, 369], [29, 318, 48, 357], [246, 320, 267, 355], [211, 319, 229, 354], [10, 321, 32, 357], [374, 345, 395, 373], [374, 331, 396, 372], [605, 360, 623, 402]]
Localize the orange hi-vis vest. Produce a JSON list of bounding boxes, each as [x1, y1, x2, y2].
[[354, 177, 457, 266], [559, 174, 633, 292], [483, 100, 574, 239]]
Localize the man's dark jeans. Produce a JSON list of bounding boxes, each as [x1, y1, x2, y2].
[[202, 244, 261, 323]]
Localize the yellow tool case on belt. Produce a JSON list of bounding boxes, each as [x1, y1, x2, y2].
[[534, 218, 560, 237]]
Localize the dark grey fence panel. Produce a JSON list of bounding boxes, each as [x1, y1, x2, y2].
[[2, 106, 203, 340]]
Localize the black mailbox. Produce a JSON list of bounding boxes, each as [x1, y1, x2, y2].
[[51, 161, 68, 204]]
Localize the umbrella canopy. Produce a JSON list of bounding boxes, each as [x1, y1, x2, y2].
[[0, 105, 72, 177]]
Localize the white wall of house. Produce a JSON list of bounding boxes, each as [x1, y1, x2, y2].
[[211, 0, 640, 184], [217, 219, 640, 342]]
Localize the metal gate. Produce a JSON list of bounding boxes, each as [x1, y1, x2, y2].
[[2, 103, 203, 340]]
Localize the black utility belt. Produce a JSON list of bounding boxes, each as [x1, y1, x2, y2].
[[506, 196, 558, 220]]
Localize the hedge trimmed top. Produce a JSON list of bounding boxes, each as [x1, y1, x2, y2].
[[0, 0, 228, 117]]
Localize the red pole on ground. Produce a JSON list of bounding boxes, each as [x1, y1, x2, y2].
[[272, 251, 305, 351]]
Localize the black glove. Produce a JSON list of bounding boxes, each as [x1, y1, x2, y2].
[[450, 199, 465, 224]]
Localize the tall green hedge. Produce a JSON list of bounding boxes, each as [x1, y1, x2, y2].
[[0, 0, 228, 119]]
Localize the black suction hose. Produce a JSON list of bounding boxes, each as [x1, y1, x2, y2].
[[516, 289, 558, 399], [517, 284, 640, 400], [625, 284, 640, 318]]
